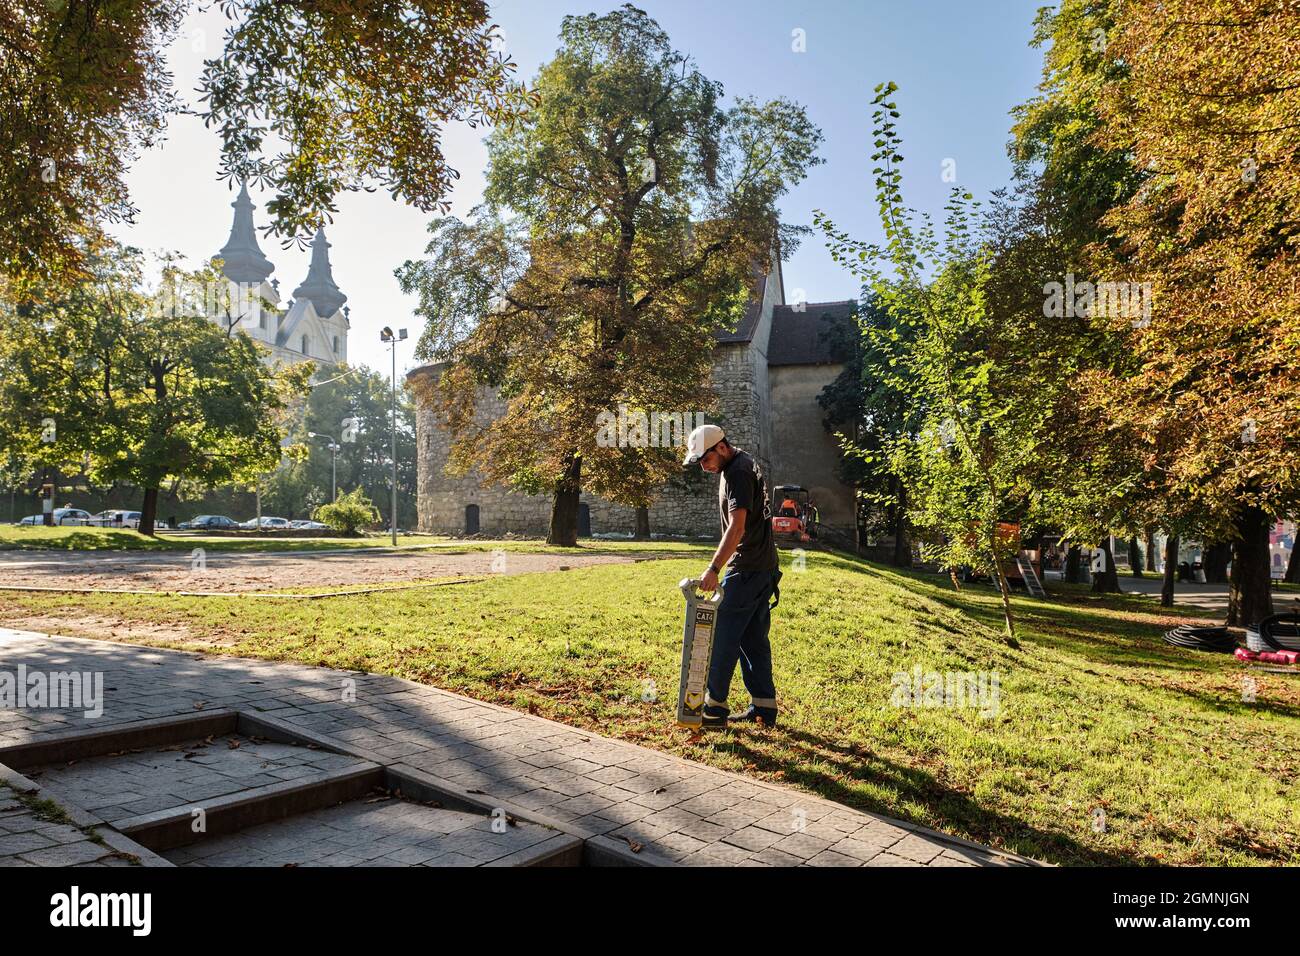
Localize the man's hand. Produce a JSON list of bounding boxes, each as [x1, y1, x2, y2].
[[700, 566, 720, 592]]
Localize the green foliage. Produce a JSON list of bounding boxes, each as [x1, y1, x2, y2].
[[0, 1, 187, 294], [817, 83, 1047, 637], [313, 487, 379, 534], [399, 4, 822, 541], [0, 238, 310, 532], [259, 364, 416, 525], [1009, 0, 1145, 252], [1, 0, 532, 291]]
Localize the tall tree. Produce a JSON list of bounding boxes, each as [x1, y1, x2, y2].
[[818, 83, 1051, 640], [0, 241, 310, 534], [1087, 0, 1300, 626], [262, 364, 417, 528], [1009, 0, 1162, 587], [0, 0, 531, 293], [399, 5, 822, 545]]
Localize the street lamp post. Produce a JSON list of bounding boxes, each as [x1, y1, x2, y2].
[[308, 432, 339, 502], [380, 326, 407, 547]]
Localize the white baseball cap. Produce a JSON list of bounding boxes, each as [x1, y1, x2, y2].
[[683, 424, 725, 465]]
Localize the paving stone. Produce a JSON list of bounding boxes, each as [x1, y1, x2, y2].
[[19, 840, 110, 867], [0, 831, 57, 855], [571, 814, 622, 835], [829, 837, 885, 863], [593, 800, 656, 825], [889, 834, 946, 864], [586, 766, 637, 785], [749, 846, 806, 867], [551, 793, 614, 817], [640, 806, 702, 833], [930, 852, 980, 867], [694, 840, 751, 865], [677, 818, 731, 844], [655, 831, 710, 860], [722, 826, 784, 852], [678, 849, 736, 867], [771, 831, 834, 860], [806, 849, 861, 867]]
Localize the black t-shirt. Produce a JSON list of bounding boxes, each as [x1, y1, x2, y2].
[[718, 450, 778, 572]]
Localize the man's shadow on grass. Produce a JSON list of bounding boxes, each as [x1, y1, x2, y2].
[[712, 726, 1140, 866]]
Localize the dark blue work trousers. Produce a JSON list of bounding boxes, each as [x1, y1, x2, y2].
[[705, 567, 781, 710]]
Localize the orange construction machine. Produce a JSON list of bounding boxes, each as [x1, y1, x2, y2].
[[771, 485, 815, 543]]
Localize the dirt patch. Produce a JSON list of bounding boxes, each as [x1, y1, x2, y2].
[[1, 612, 230, 649], [0, 548, 652, 594]]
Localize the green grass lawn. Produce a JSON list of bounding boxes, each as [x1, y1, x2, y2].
[[0, 524, 715, 556], [1, 548, 1295, 866]]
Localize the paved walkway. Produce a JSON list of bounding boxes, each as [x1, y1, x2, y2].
[[1114, 576, 1233, 613], [0, 628, 1032, 867], [1044, 571, 1254, 613]]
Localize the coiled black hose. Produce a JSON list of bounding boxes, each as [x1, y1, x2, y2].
[[1163, 624, 1236, 653], [1257, 612, 1300, 651]]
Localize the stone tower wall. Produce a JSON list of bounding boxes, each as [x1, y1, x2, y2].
[[409, 344, 767, 539]]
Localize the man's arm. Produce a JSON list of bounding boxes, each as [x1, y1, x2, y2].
[[701, 508, 746, 592]]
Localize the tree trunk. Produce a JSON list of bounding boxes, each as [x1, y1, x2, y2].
[[1161, 533, 1178, 607], [1065, 544, 1082, 583], [995, 566, 1016, 641], [1091, 538, 1122, 593], [1227, 505, 1273, 627], [891, 483, 911, 567], [1202, 541, 1231, 584], [633, 505, 650, 540], [139, 486, 159, 536], [1286, 532, 1300, 584], [1145, 528, 1157, 572], [1127, 536, 1143, 578], [986, 527, 1016, 641], [546, 453, 581, 547]]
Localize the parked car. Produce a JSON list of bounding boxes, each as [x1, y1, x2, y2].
[[239, 516, 290, 530], [289, 519, 328, 530], [178, 515, 240, 531], [88, 510, 143, 529], [17, 508, 93, 526]]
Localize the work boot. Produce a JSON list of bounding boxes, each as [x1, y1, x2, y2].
[[701, 704, 728, 729], [729, 705, 778, 728]]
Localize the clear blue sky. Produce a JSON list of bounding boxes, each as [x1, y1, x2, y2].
[[114, 0, 1047, 376]]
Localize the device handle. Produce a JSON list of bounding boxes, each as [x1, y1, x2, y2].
[[679, 577, 724, 604]]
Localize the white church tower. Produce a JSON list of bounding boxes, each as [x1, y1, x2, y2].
[[216, 182, 349, 368]]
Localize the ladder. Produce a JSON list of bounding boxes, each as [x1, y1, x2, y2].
[[1016, 552, 1046, 598]]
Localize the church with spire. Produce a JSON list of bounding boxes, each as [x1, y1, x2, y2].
[[215, 182, 350, 369]]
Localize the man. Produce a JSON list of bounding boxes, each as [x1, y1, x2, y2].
[[683, 424, 782, 729]]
